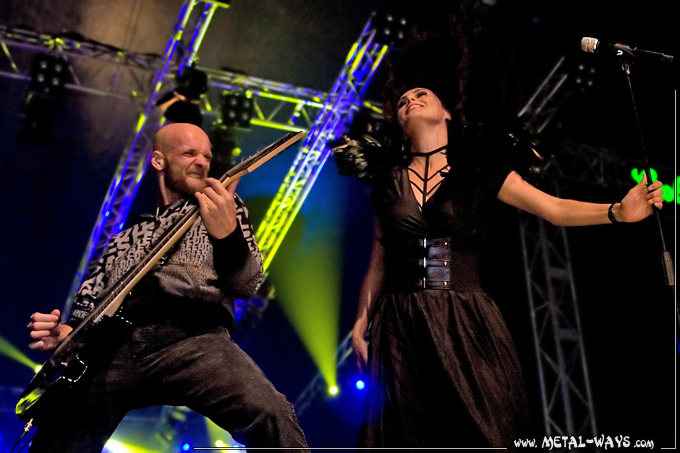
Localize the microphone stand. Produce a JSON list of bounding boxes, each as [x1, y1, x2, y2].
[[614, 53, 678, 343]]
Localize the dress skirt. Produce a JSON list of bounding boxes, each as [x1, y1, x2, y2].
[[358, 288, 531, 449]]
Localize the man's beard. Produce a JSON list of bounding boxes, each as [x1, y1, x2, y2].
[[165, 166, 207, 197]]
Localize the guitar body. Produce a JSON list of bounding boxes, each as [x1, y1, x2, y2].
[[16, 314, 132, 424], [15, 130, 305, 425]]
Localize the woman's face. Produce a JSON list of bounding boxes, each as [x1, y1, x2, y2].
[[396, 87, 451, 132]]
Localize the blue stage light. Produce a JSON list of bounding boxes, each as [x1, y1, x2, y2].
[[182, 443, 191, 451], [356, 380, 365, 390]]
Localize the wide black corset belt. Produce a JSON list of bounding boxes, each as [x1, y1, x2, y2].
[[412, 238, 452, 289], [384, 237, 482, 292]]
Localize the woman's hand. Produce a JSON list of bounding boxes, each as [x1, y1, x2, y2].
[[352, 318, 369, 372], [617, 174, 664, 222]]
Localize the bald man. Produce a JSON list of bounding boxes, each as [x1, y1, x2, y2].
[[26, 123, 309, 452]]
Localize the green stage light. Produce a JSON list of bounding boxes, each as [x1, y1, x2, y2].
[[0, 335, 39, 370], [103, 439, 157, 453], [269, 227, 341, 391], [206, 418, 243, 450]]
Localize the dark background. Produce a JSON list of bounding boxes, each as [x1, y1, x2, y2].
[[0, 0, 676, 450]]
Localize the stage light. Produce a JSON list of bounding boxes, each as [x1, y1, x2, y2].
[[156, 65, 208, 127], [16, 52, 70, 146], [0, 334, 39, 370], [571, 62, 596, 94], [269, 204, 342, 401], [103, 439, 156, 453], [329, 385, 339, 395], [28, 52, 70, 95], [356, 380, 365, 390], [182, 443, 190, 451], [220, 92, 253, 129], [372, 9, 410, 47], [208, 119, 241, 178]]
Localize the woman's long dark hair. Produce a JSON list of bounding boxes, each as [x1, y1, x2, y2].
[[382, 5, 472, 127]]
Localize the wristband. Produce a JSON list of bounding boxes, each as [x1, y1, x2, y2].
[[608, 202, 620, 224]]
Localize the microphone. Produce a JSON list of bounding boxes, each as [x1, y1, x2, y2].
[[581, 37, 674, 63]]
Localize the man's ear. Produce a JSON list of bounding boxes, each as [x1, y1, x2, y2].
[[151, 150, 165, 171]]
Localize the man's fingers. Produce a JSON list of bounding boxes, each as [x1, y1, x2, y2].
[[30, 312, 60, 323], [205, 178, 231, 196], [201, 178, 237, 205], [29, 330, 52, 340], [31, 321, 60, 331], [226, 179, 239, 195], [28, 341, 46, 351]]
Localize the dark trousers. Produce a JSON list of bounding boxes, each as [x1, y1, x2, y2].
[[28, 323, 309, 452]]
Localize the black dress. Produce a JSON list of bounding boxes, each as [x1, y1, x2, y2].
[[357, 127, 532, 449]]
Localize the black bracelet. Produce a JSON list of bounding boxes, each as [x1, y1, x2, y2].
[[608, 202, 620, 224]]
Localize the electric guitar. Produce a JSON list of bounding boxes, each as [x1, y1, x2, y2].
[[15, 130, 305, 424]]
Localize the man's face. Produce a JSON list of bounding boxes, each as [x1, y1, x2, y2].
[[162, 127, 213, 197]]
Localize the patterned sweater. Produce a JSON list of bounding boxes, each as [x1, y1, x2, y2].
[[66, 195, 263, 330]]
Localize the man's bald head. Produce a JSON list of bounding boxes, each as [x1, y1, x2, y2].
[[152, 122, 209, 156], [150, 123, 213, 205]]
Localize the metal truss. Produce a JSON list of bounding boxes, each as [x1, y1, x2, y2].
[[1, 2, 235, 314], [1, 25, 161, 100], [255, 18, 388, 271], [516, 58, 600, 447], [200, 67, 327, 133], [514, 56, 670, 446], [517, 56, 573, 137], [520, 139, 672, 445], [518, 181, 599, 443], [0, 25, 337, 133], [1, 17, 382, 313]]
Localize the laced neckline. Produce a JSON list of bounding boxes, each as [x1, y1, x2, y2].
[[407, 144, 449, 208]]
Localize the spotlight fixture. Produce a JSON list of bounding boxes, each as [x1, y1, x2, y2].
[[220, 92, 253, 129], [16, 53, 70, 146], [155, 65, 208, 127], [572, 62, 597, 93], [372, 9, 410, 47], [28, 53, 70, 95]]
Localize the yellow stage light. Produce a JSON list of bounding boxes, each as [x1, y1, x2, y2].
[[0, 335, 39, 370]]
